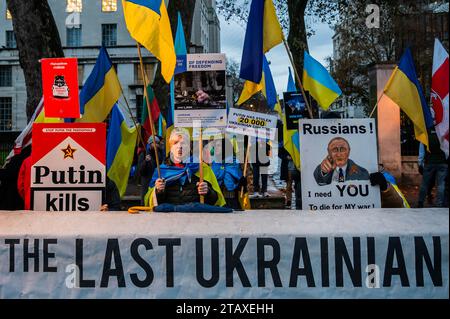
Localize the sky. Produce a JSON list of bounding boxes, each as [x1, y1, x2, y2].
[[219, 15, 335, 97]]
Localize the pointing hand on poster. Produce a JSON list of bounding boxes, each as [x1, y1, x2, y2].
[[320, 155, 336, 175]]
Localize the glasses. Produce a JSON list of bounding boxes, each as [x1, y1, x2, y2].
[[330, 146, 348, 153]]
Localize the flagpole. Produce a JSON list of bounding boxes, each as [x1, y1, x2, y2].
[[282, 39, 315, 119], [117, 86, 146, 150], [369, 92, 386, 118], [137, 42, 161, 178]]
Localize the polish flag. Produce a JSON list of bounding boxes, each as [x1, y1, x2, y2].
[[431, 38, 449, 158]]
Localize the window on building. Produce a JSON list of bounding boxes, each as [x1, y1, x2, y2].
[[134, 63, 155, 85], [0, 66, 12, 87], [136, 95, 143, 120], [102, 24, 117, 47], [5, 31, 16, 48], [66, 26, 82, 47], [0, 97, 12, 131], [66, 0, 82, 13], [102, 0, 117, 12], [6, 9, 12, 20]]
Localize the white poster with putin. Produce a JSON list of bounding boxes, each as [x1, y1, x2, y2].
[[298, 119, 381, 211], [174, 53, 227, 128]]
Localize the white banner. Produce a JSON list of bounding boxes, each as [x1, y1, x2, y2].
[[226, 108, 278, 140], [299, 119, 381, 211], [0, 210, 448, 299]]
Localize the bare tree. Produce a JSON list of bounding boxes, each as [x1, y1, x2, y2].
[[6, 0, 64, 121]]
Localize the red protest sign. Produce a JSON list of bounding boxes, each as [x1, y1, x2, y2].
[[31, 123, 106, 211], [41, 57, 80, 118]]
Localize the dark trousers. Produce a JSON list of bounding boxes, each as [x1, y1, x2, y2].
[[252, 164, 268, 193]]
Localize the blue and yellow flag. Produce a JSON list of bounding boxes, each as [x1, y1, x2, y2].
[[282, 67, 301, 169], [122, 0, 176, 83], [303, 51, 342, 110], [382, 172, 410, 208], [287, 67, 297, 92], [282, 112, 301, 170], [384, 48, 432, 150], [238, 55, 282, 117], [107, 105, 138, 197], [77, 47, 121, 123], [167, 12, 188, 156], [144, 162, 226, 209], [240, 0, 283, 83]]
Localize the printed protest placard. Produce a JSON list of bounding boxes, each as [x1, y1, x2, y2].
[[299, 119, 381, 210], [226, 108, 278, 140], [283, 91, 309, 129], [41, 58, 80, 118], [174, 54, 227, 128], [31, 123, 106, 211]]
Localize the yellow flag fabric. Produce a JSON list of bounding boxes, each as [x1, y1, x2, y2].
[[122, 0, 176, 83], [263, 0, 284, 53], [282, 112, 301, 170]]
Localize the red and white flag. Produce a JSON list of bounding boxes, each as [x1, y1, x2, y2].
[[431, 38, 449, 158]]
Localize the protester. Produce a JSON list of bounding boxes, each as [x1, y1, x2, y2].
[[17, 155, 32, 210], [417, 129, 448, 208], [138, 135, 164, 205], [209, 139, 247, 209], [0, 145, 31, 210], [250, 136, 271, 198], [145, 128, 226, 210], [100, 177, 121, 211], [418, 142, 437, 204]]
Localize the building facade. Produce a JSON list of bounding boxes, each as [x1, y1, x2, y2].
[[0, 0, 221, 135]]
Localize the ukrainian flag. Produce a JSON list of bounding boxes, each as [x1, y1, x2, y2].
[[382, 172, 410, 208], [122, 0, 176, 83], [287, 67, 296, 92], [283, 68, 301, 169], [238, 56, 282, 117], [167, 12, 188, 156], [282, 112, 301, 170], [303, 51, 342, 110], [384, 48, 433, 150], [77, 47, 121, 123], [240, 0, 283, 83], [107, 104, 138, 197], [144, 162, 226, 209]]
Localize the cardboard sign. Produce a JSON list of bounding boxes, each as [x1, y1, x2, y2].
[[283, 91, 309, 129], [31, 123, 106, 211], [174, 54, 227, 128], [41, 58, 80, 118], [226, 108, 278, 140], [299, 119, 381, 210]]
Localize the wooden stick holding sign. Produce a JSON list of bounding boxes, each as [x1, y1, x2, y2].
[[137, 42, 161, 178], [240, 138, 251, 198]]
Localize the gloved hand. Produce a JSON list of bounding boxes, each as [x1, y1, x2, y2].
[[418, 165, 424, 175], [369, 172, 388, 192], [238, 176, 248, 193]]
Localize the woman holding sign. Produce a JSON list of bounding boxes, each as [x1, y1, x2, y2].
[[144, 129, 226, 211]]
